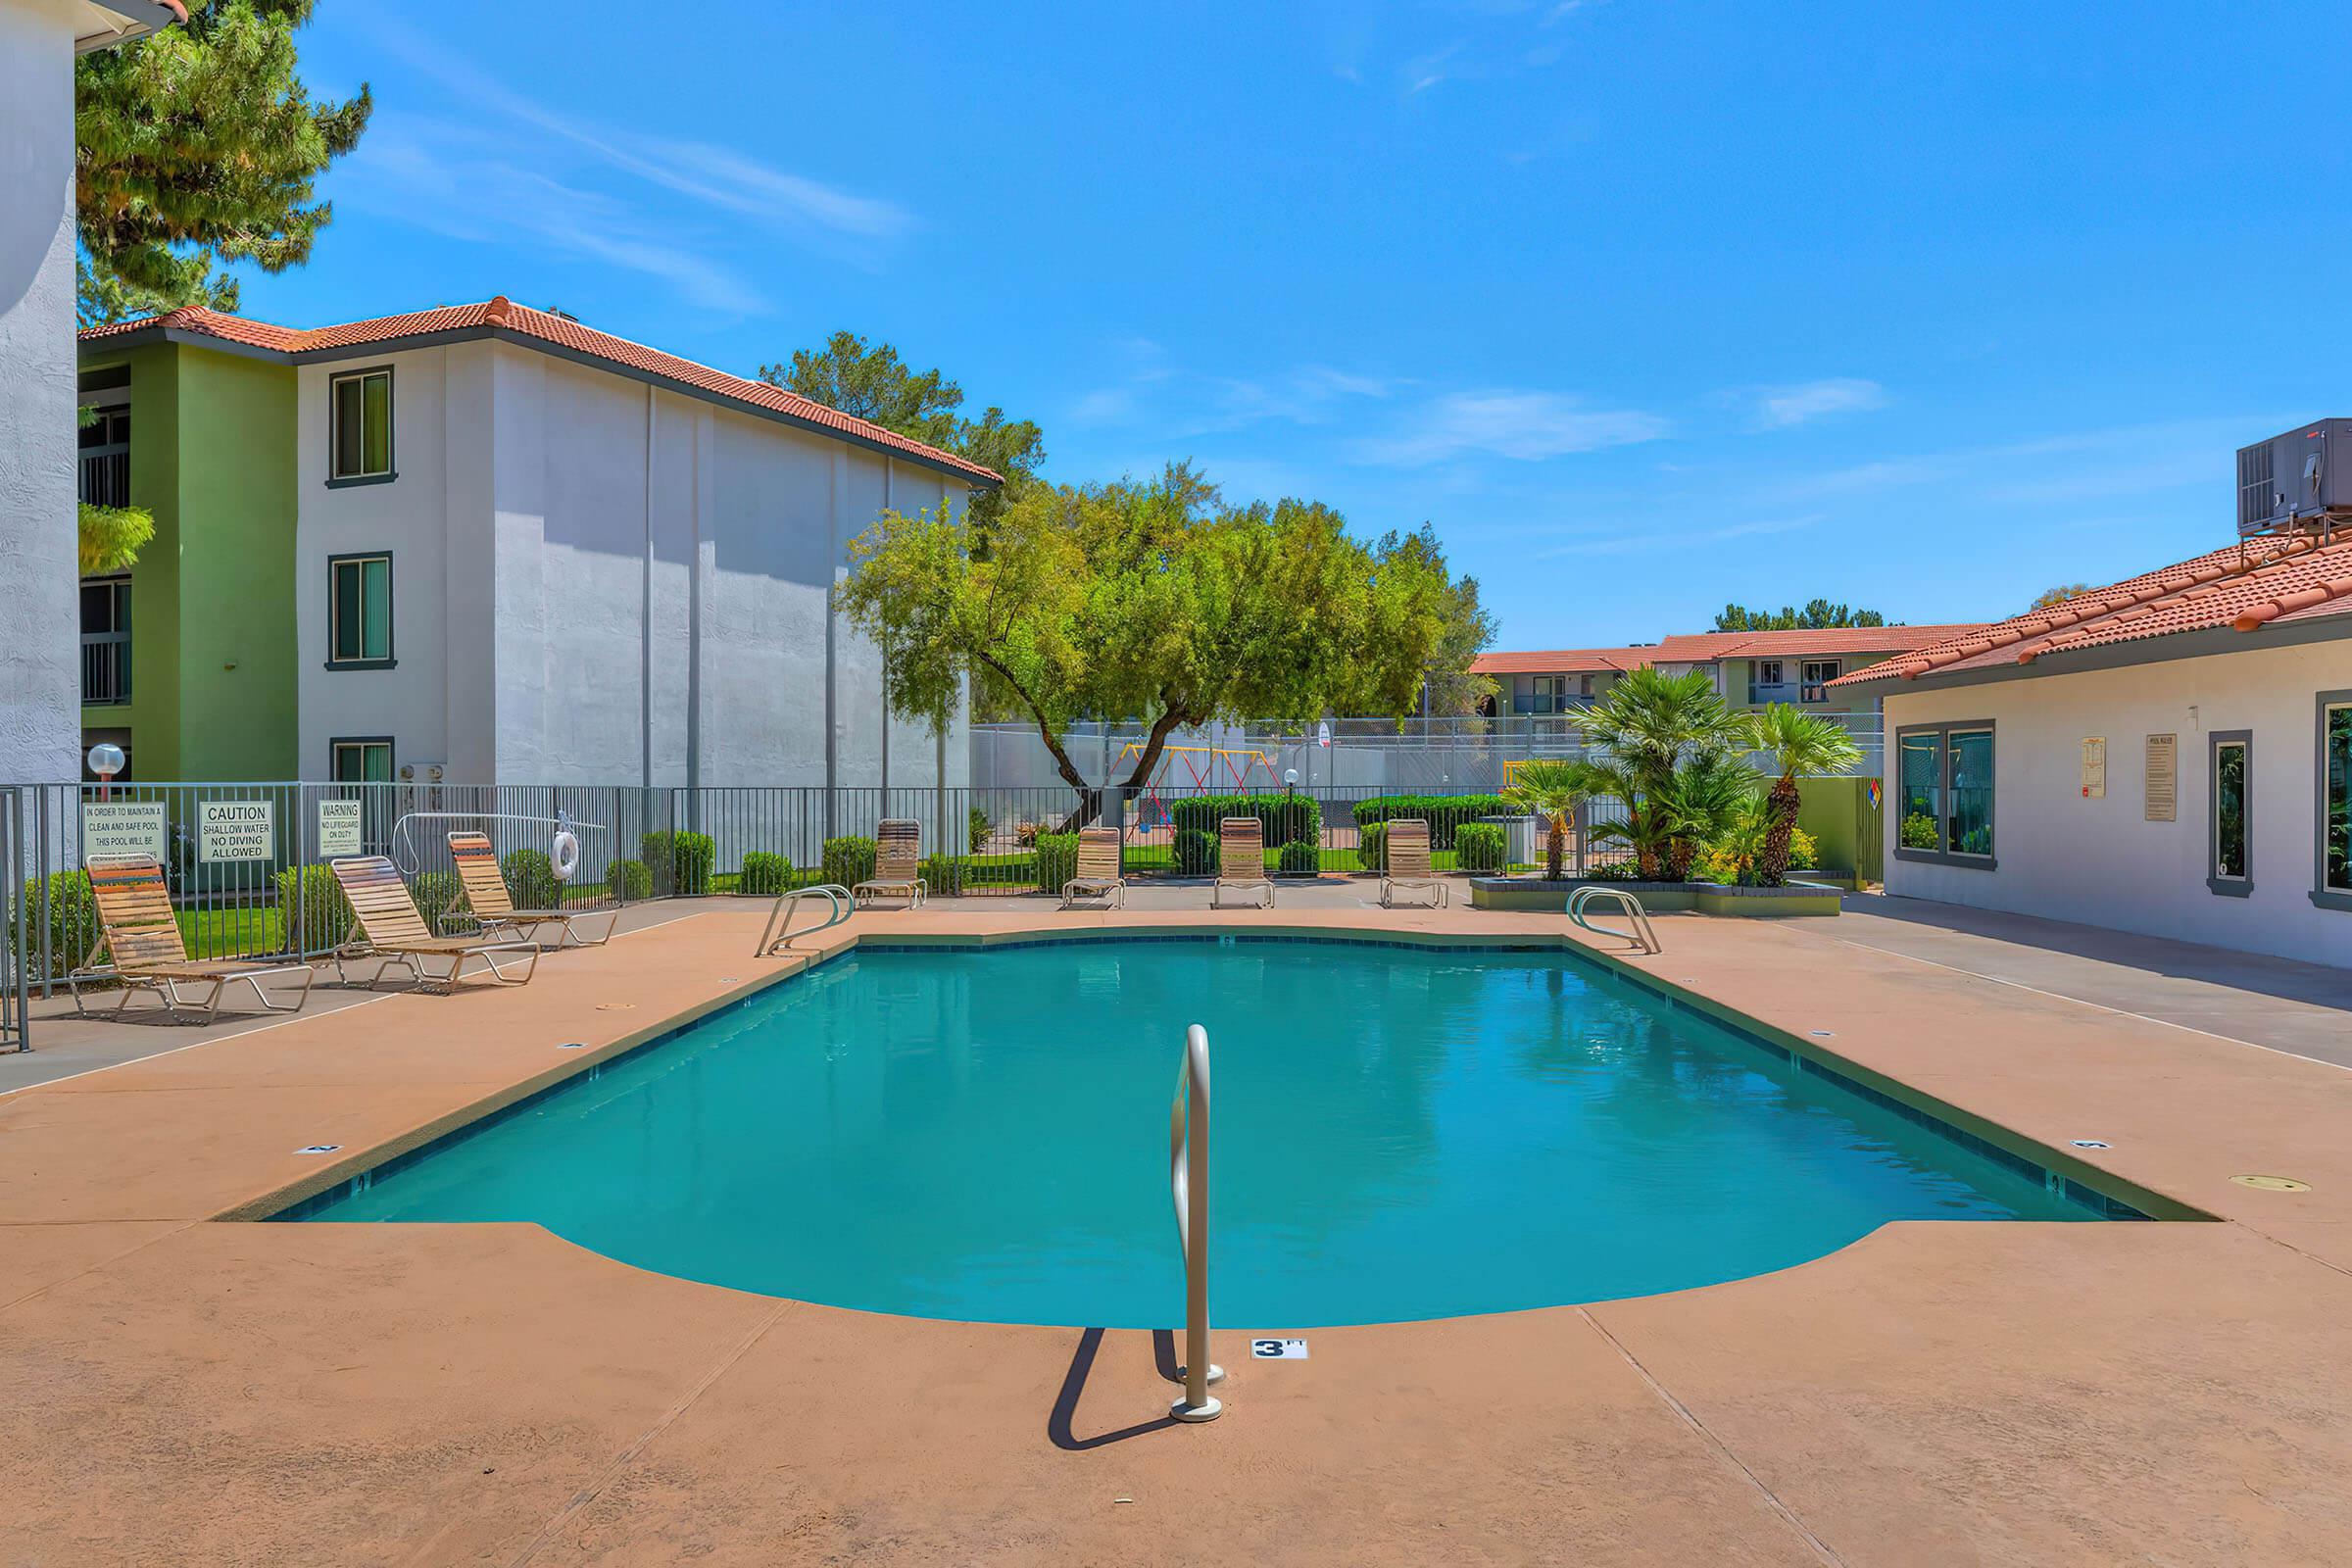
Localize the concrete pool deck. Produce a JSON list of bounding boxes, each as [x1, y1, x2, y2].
[[3, 894, 2350, 1564]]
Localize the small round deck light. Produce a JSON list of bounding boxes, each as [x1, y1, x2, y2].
[[296, 1144, 342, 1155], [558, 1041, 589, 1051], [1808, 1030, 1835, 1038], [2070, 1139, 2110, 1150], [2230, 1174, 2312, 1192], [595, 1002, 635, 1011]]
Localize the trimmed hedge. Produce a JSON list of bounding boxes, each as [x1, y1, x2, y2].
[[737, 851, 792, 897], [1033, 833, 1079, 894], [919, 853, 965, 896], [274, 863, 353, 950], [640, 830, 677, 891], [1355, 820, 1388, 872], [822, 835, 876, 888], [502, 849, 561, 910], [607, 858, 653, 902], [1167, 793, 1317, 845], [967, 806, 993, 854], [1277, 839, 1319, 875], [1348, 794, 1510, 849], [1173, 826, 1219, 876], [16, 870, 98, 979], [1454, 822, 1507, 872], [412, 870, 463, 932]]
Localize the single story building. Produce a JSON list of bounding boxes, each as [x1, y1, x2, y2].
[[1834, 536, 2352, 967], [75, 297, 1000, 789]]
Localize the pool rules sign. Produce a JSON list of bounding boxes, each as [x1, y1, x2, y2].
[[198, 800, 274, 863]]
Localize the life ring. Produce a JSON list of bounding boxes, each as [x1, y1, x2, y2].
[[551, 829, 581, 883]]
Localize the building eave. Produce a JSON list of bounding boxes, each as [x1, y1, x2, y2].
[[74, 0, 183, 54], [1876, 613, 2352, 698]]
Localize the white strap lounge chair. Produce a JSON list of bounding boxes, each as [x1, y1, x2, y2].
[[1379, 818, 1448, 908], [853, 818, 928, 908], [445, 831, 617, 948], [329, 856, 540, 993], [1061, 825, 1127, 908], [69, 853, 318, 1022], [1211, 817, 1274, 909]]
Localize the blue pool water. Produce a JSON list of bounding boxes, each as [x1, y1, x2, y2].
[[295, 940, 2102, 1326]]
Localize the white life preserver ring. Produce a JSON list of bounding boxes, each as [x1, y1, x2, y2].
[[551, 829, 581, 883]]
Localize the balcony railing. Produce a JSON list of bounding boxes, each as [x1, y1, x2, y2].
[[79, 450, 129, 509], [80, 632, 130, 706]]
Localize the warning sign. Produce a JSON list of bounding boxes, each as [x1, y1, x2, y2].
[[198, 800, 275, 863], [317, 798, 364, 857]]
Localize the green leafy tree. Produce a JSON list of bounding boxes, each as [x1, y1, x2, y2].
[[1745, 704, 1863, 886], [2029, 582, 2095, 612], [1713, 600, 1888, 631], [75, 0, 371, 322], [833, 462, 1457, 826], [1380, 524, 1496, 716], [1569, 666, 1750, 878], [1501, 760, 1585, 879], [762, 331, 1044, 544]]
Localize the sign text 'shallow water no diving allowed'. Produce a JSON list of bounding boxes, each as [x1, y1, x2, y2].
[[79, 800, 168, 861], [198, 800, 274, 863]]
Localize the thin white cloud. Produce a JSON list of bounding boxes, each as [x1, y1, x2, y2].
[[1749, 377, 1889, 428], [1365, 390, 1668, 466], [1536, 514, 1822, 560]]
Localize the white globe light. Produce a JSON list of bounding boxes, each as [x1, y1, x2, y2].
[[86, 743, 125, 778]]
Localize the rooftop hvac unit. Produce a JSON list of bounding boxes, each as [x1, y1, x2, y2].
[[2236, 419, 2352, 537]]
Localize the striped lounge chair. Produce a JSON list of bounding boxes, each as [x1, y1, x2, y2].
[[445, 831, 616, 948], [69, 853, 317, 1022]]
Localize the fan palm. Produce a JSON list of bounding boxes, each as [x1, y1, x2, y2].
[[1571, 666, 1750, 877], [1649, 747, 1760, 881], [1501, 760, 1586, 879], [1746, 705, 1864, 886]]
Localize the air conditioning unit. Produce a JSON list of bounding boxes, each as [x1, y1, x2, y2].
[[2236, 419, 2352, 537]]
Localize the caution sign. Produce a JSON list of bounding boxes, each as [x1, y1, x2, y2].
[[80, 800, 168, 860], [198, 800, 275, 863]]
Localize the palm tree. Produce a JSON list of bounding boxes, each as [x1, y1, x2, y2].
[[1745, 704, 1863, 886], [1502, 760, 1586, 879], [1650, 746, 1759, 881], [1571, 667, 1750, 877]]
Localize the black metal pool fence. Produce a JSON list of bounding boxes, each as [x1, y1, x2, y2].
[[0, 779, 1635, 1013]]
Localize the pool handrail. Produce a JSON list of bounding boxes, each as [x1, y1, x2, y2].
[[1168, 1023, 1223, 1421], [756, 883, 855, 956], [1568, 886, 1662, 955]]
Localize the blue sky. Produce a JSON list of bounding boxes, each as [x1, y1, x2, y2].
[[246, 1, 2339, 648]]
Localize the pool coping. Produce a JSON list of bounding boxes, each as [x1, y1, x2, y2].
[[252, 923, 2191, 1231]]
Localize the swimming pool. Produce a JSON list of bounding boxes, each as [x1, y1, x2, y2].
[[293, 939, 2117, 1326]]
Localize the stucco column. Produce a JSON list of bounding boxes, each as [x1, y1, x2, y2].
[[0, 0, 85, 785]]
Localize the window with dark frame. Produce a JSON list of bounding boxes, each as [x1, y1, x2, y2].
[[2209, 731, 2250, 896], [1800, 659, 1840, 702], [329, 368, 394, 482], [2321, 694, 2352, 910], [1893, 721, 1995, 867], [330, 738, 393, 784], [327, 553, 394, 667]]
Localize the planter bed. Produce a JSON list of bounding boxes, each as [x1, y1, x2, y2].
[[1468, 877, 1843, 917]]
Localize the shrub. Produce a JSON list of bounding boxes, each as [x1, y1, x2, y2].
[[1173, 826, 1219, 876], [502, 849, 562, 910], [672, 832, 715, 895], [1032, 833, 1078, 893], [823, 835, 876, 888], [968, 806, 993, 854], [919, 853, 966, 896], [1349, 794, 1510, 849], [606, 858, 653, 902], [1355, 820, 1388, 871], [1586, 858, 1645, 881], [1277, 839, 1319, 875], [1454, 821, 1507, 872], [640, 829, 678, 892], [17, 871, 99, 978], [274, 863, 353, 951], [1898, 812, 1938, 850], [1166, 793, 1317, 845], [1015, 821, 1042, 849], [410, 870, 463, 931], [738, 851, 792, 897]]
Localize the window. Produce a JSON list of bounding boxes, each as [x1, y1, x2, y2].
[[331, 738, 393, 783], [1893, 721, 1995, 867], [79, 576, 131, 705], [328, 368, 394, 483], [1755, 660, 1784, 687], [2319, 692, 2352, 911], [327, 553, 395, 667], [77, 402, 130, 508], [2208, 731, 2251, 897], [1801, 660, 1840, 702], [1513, 674, 1568, 715]]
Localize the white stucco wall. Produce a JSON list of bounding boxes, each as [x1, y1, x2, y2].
[[295, 340, 972, 794], [1880, 638, 2352, 967], [0, 0, 85, 785]]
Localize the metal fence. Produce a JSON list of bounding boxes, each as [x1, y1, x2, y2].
[[2, 789, 29, 1053]]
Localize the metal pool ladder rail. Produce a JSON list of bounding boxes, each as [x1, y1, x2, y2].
[[1568, 887, 1662, 956], [755, 884, 855, 956], [1169, 1023, 1223, 1422]]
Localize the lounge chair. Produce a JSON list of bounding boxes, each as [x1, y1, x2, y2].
[[68, 853, 317, 1022], [444, 831, 617, 948], [1379, 818, 1449, 908], [1211, 817, 1274, 909], [853, 818, 927, 908], [1060, 825, 1127, 908], [329, 856, 540, 993]]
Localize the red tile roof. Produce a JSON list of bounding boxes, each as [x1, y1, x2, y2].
[[77, 298, 1002, 486], [1832, 534, 2352, 687], [1469, 647, 1660, 676]]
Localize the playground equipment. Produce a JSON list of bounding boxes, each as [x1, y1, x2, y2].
[[1118, 742, 1285, 828]]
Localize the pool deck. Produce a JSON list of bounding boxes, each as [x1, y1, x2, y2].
[[4, 891, 2350, 1564]]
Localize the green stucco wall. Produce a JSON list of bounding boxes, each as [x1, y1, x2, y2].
[[1796, 775, 1885, 884], [78, 342, 297, 781]]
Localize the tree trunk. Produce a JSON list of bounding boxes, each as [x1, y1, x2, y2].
[[1757, 774, 1800, 887], [1632, 805, 1660, 879], [1054, 704, 1186, 833], [1545, 811, 1564, 880], [975, 652, 1102, 831]]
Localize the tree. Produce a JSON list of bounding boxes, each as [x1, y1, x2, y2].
[[1713, 600, 1887, 631], [76, 408, 153, 573], [1379, 524, 1496, 716], [1649, 747, 1758, 881], [832, 463, 1459, 825], [763, 331, 1044, 544], [2029, 583, 2094, 611], [1568, 666, 1750, 877], [1744, 704, 1862, 886], [75, 0, 371, 322], [1502, 760, 1585, 879]]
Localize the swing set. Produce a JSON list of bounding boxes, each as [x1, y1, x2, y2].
[[1117, 742, 1285, 829]]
